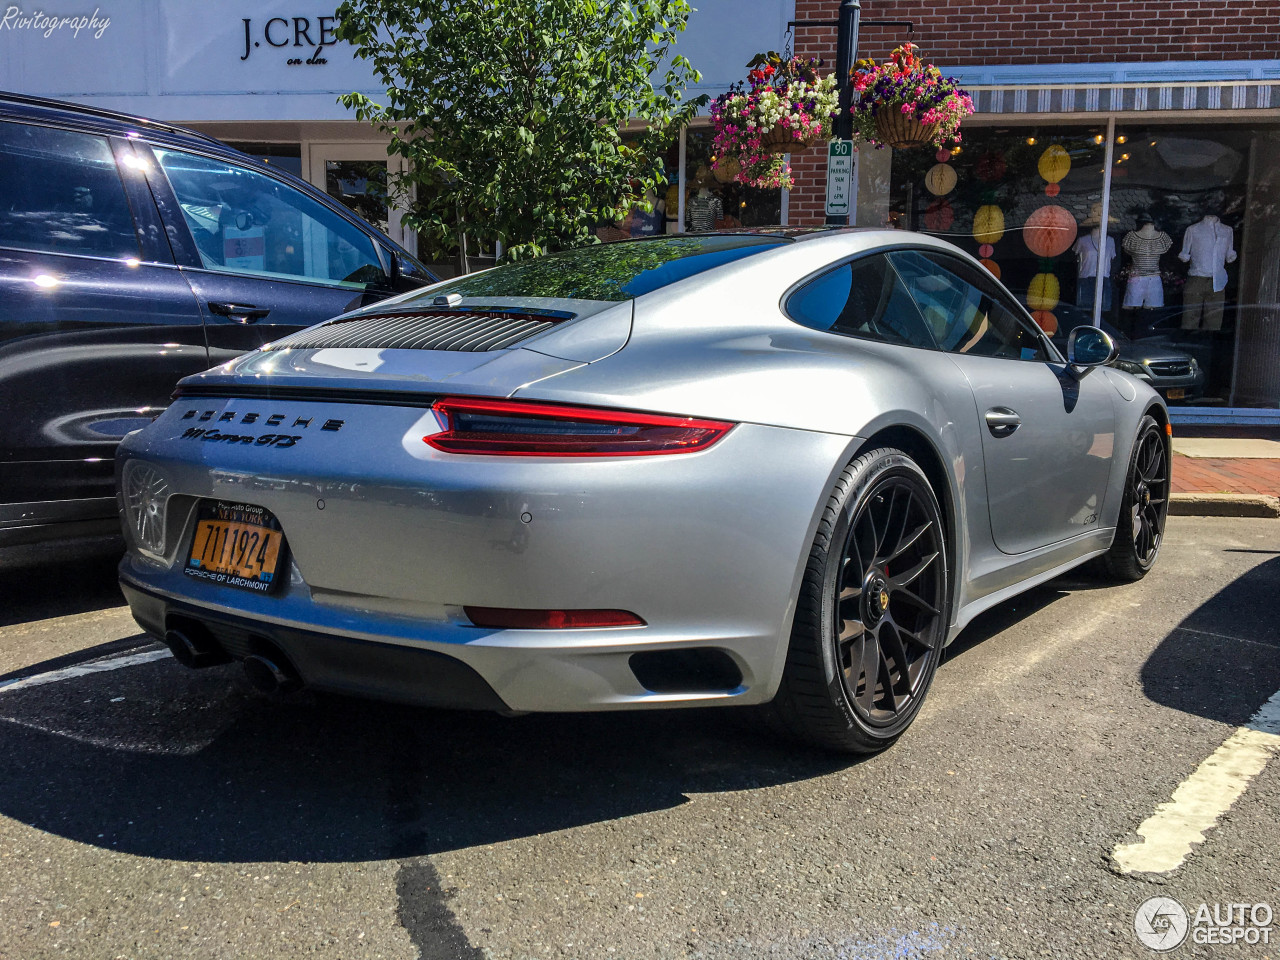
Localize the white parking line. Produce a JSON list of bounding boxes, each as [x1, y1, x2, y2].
[[1112, 687, 1280, 875], [0, 648, 171, 695]]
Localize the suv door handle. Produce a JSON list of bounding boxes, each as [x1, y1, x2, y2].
[[984, 407, 1022, 438], [207, 301, 270, 324]]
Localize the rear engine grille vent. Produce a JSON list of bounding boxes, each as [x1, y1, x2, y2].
[[264, 311, 564, 353], [1146, 360, 1192, 377]]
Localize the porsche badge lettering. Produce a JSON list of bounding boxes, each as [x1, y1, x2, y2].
[[177, 409, 345, 447]]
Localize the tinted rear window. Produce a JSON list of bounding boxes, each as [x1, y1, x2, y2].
[[419, 235, 789, 302]]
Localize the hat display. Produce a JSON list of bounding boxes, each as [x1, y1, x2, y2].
[[1081, 201, 1118, 228]]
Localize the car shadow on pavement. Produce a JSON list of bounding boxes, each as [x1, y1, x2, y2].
[[1139, 554, 1280, 728], [0, 536, 125, 627], [0, 649, 852, 864]]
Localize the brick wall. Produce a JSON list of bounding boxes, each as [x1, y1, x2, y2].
[[785, 0, 1280, 225], [790, 0, 1280, 66]]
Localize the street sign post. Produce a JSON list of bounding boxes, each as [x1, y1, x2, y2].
[[825, 140, 855, 220]]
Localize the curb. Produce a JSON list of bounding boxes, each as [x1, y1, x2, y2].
[[1169, 493, 1280, 518]]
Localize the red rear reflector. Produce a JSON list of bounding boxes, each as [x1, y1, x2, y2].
[[424, 396, 733, 457], [464, 607, 646, 629]]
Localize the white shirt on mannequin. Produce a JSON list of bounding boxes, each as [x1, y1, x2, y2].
[[1179, 215, 1236, 292], [1073, 228, 1115, 279]]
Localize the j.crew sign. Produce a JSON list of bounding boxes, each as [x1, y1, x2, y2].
[[240, 15, 340, 65]]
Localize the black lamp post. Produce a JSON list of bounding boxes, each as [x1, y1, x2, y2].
[[789, 3, 912, 226], [826, 0, 861, 225]]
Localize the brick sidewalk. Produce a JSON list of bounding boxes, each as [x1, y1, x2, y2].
[[1171, 455, 1280, 496]]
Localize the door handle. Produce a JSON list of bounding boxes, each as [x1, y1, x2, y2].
[[984, 407, 1022, 438], [207, 301, 270, 324]]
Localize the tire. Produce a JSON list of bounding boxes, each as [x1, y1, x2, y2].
[[770, 447, 949, 754], [1099, 414, 1169, 583]]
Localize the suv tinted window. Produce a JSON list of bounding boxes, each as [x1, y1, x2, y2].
[[892, 250, 1047, 362], [0, 120, 138, 258], [153, 148, 387, 290], [786, 253, 937, 350]]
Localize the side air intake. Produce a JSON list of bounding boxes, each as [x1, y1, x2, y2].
[[264, 311, 564, 353]]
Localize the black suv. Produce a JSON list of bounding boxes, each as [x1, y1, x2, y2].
[[0, 93, 436, 546]]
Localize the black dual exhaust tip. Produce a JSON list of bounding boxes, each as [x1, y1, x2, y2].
[[164, 621, 231, 669], [164, 616, 301, 694], [241, 653, 302, 694]]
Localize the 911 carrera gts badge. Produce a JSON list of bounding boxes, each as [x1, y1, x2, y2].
[[181, 427, 301, 447]]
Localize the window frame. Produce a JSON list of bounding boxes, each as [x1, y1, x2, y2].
[[136, 140, 395, 292], [898, 248, 1063, 364], [781, 244, 1063, 364], [780, 247, 943, 353], [0, 117, 145, 263]]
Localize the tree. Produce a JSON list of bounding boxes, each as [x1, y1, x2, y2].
[[335, 0, 706, 263]]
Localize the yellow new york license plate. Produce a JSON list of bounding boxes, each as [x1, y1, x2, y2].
[[1166, 388, 1186, 400], [186, 501, 285, 592]]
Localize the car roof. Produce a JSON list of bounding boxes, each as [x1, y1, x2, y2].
[[0, 91, 230, 153]]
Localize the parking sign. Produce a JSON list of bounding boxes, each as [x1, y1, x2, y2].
[[825, 140, 856, 219]]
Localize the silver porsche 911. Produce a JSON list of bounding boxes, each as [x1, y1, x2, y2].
[[116, 229, 1170, 754]]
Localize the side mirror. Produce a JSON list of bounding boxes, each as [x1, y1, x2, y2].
[[1066, 326, 1118, 372], [390, 252, 432, 293]]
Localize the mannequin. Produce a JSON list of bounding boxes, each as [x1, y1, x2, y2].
[[685, 185, 723, 233], [1179, 213, 1236, 331], [1074, 220, 1116, 311], [1122, 218, 1172, 310]]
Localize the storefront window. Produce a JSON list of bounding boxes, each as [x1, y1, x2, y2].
[[684, 126, 782, 230], [595, 133, 680, 242], [224, 142, 303, 179], [1105, 124, 1280, 408], [888, 122, 1280, 410], [889, 125, 1106, 351]]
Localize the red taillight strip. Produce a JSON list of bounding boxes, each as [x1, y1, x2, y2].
[[464, 607, 646, 629], [424, 396, 734, 457]]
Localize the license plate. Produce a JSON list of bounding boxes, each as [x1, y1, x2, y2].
[[186, 501, 285, 593], [1166, 388, 1187, 399]]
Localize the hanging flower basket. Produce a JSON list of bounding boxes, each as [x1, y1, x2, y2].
[[759, 125, 823, 155], [710, 52, 840, 188], [851, 43, 974, 150], [873, 112, 941, 150], [711, 155, 741, 183]]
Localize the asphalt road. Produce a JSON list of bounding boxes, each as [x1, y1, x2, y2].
[[1, 517, 1277, 960]]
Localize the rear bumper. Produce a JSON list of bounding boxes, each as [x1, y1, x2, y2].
[[121, 578, 510, 712]]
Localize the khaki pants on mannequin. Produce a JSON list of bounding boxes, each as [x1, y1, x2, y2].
[[1182, 275, 1225, 330]]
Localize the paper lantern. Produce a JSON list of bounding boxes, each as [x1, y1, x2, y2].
[[978, 243, 995, 258], [976, 152, 1006, 182], [1023, 204, 1078, 258], [980, 258, 1001, 279], [936, 148, 951, 163], [1031, 310, 1058, 335], [1045, 183, 1061, 197], [924, 198, 955, 232], [1026, 272, 1061, 311], [973, 205, 1005, 245], [924, 163, 957, 196], [1037, 144, 1071, 184]]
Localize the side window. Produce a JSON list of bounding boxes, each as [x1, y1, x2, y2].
[[152, 148, 387, 290], [892, 250, 1047, 362], [0, 120, 138, 259], [786, 253, 938, 351]]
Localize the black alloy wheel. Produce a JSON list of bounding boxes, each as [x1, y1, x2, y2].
[[1101, 414, 1169, 582], [772, 447, 949, 754], [835, 474, 946, 729]]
